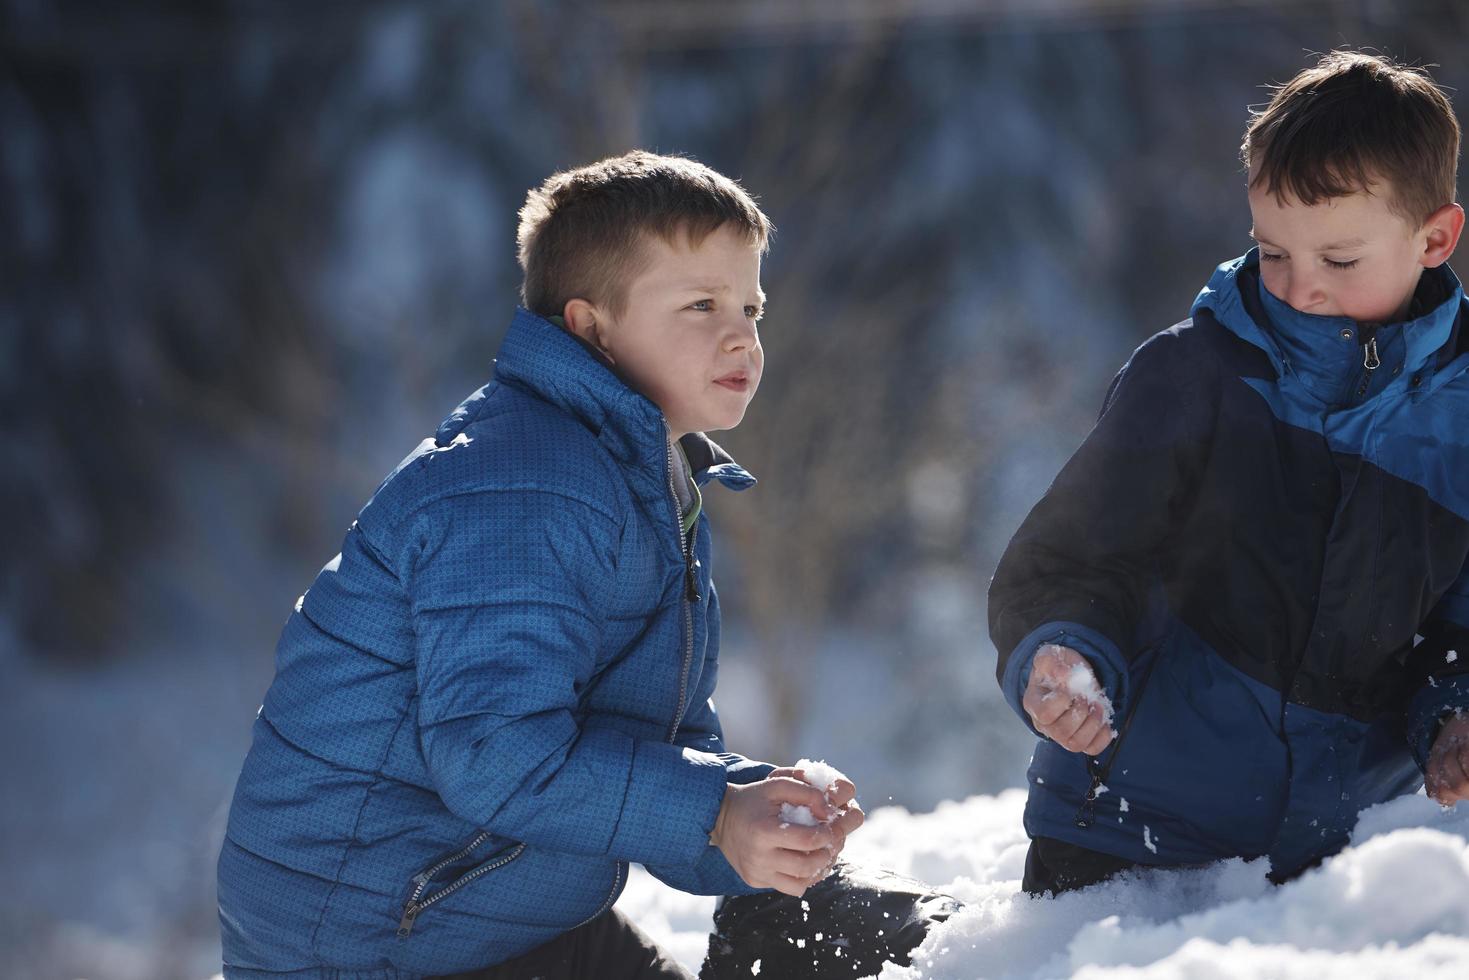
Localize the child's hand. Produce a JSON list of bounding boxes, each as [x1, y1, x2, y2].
[[710, 777, 839, 897], [1023, 644, 1116, 755], [1426, 711, 1469, 806], [769, 765, 865, 869]]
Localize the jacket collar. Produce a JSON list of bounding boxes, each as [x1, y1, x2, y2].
[[482, 307, 755, 490], [1192, 249, 1464, 402]]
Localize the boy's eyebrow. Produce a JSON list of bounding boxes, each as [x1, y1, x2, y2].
[[682, 282, 767, 304], [1248, 230, 1367, 250]]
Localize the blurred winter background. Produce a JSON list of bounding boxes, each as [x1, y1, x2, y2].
[[4, 1, 1468, 976]]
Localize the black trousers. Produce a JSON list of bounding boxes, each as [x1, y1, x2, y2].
[[430, 909, 693, 980], [1021, 836, 1140, 896]]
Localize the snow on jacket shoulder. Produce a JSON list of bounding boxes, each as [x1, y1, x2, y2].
[[218, 309, 767, 979], [990, 251, 1469, 876]]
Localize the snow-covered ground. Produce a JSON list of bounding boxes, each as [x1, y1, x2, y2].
[[620, 788, 1469, 979]]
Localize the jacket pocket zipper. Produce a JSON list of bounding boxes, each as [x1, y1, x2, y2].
[[567, 860, 626, 934], [397, 835, 526, 939], [1074, 648, 1161, 829]]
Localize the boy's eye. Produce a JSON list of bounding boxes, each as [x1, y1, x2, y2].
[[690, 299, 714, 312], [1325, 258, 1359, 270], [1259, 251, 1285, 263], [743, 305, 762, 320]]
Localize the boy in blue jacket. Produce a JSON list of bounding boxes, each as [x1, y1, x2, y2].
[[990, 51, 1469, 895], [217, 151, 863, 978]]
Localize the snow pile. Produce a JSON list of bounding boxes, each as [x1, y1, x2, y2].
[[620, 789, 1469, 979]]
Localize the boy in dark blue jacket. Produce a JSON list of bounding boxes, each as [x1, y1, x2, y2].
[[217, 151, 863, 978], [990, 51, 1469, 895]]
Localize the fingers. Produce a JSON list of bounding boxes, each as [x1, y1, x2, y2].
[[826, 777, 857, 809], [744, 839, 835, 897], [764, 777, 835, 818], [1023, 683, 1072, 728], [770, 843, 833, 881], [767, 817, 835, 853], [1024, 646, 1116, 756], [1428, 736, 1469, 805], [768, 870, 820, 897], [1079, 722, 1117, 756], [832, 801, 864, 839], [1031, 695, 1115, 754]]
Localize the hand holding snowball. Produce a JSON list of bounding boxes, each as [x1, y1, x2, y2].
[[1426, 711, 1469, 806], [769, 760, 864, 868], [1023, 643, 1116, 756], [710, 764, 857, 899]]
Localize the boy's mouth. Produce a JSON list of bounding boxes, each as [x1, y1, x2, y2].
[[713, 372, 750, 392]]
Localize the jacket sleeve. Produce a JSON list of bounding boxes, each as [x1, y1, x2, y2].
[[646, 581, 774, 896], [988, 330, 1214, 733], [401, 487, 730, 871], [1404, 557, 1469, 768]]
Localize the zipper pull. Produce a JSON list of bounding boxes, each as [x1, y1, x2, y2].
[[1363, 336, 1380, 372], [1073, 766, 1105, 829], [684, 556, 702, 603], [397, 905, 420, 940]]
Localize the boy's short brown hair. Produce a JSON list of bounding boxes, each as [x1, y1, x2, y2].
[[1241, 50, 1461, 226], [516, 150, 772, 319]]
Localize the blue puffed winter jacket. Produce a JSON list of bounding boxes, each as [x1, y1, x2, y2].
[[218, 309, 772, 978], [991, 251, 1469, 878]]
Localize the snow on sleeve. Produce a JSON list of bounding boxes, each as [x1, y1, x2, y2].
[[779, 758, 849, 828]]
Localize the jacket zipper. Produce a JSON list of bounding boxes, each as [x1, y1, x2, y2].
[[397, 838, 527, 939], [400, 437, 704, 942], [552, 438, 691, 936], [666, 435, 699, 740], [1074, 651, 1161, 829], [1355, 326, 1380, 399], [566, 856, 626, 933]]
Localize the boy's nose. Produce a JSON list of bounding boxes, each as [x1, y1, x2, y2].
[[1285, 273, 1326, 312], [722, 314, 759, 352]]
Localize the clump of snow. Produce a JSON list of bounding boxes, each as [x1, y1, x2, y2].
[[1448, 650, 1459, 664], [620, 789, 1469, 979], [780, 758, 849, 827], [1063, 662, 1114, 726]]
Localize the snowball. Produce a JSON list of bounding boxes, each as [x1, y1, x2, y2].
[[1065, 663, 1115, 725], [779, 759, 849, 826], [793, 758, 848, 795]]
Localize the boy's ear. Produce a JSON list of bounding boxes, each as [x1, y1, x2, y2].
[[562, 298, 613, 359], [1419, 202, 1465, 268]]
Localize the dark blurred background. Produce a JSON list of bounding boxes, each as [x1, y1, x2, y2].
[[3, 0, 1466, 975]]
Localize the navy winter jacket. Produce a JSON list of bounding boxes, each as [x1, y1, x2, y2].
[[990, 251, 1469, 877], [218, 309, 771, 978]]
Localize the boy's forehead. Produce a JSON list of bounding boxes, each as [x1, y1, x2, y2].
[[631, 227, 763, 289], [1248, 179, 1409, 244]]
